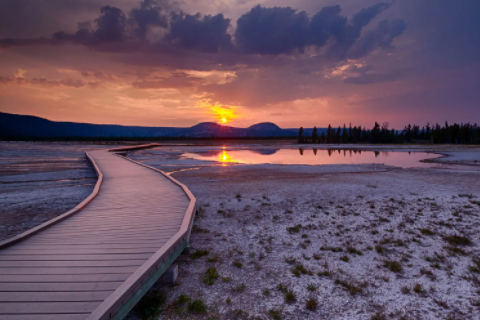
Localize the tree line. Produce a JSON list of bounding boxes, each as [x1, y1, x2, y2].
[[298, 122, 480, 144]]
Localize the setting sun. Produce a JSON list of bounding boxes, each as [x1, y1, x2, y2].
[[221, 118, 227, 123]]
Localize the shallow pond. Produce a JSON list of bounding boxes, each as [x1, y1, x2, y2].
[[182, 148, 442, 168]]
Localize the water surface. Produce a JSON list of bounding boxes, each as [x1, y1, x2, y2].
[[182, 149, 441, 168]]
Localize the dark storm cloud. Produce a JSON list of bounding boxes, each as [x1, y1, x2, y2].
[[165, 12, 232, 53], [349, 19, 407, 59], [0, 1, 404, 59], [234, 3, 401, 57], [129, 0, 168, 38], [234, 5, 310, 54]]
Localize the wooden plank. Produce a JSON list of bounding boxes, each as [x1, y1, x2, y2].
[[0, 266, 139, 275], [0, 314, 88, 320], [0, 248, 159, 255], [0, 254, 152, 261], [0, 291, 112, 302], [0, 282, 122, 292], [0, 301, 99, 314], [0, 259, 146, 268], [0, 274, 129, 283]]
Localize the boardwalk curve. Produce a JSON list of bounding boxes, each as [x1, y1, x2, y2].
[[0, 144, 196, 320]]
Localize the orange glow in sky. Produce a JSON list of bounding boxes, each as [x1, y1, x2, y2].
[[209, 104, 237, 124]]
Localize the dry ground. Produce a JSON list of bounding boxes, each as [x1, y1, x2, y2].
[[125, 145, 480, 320]]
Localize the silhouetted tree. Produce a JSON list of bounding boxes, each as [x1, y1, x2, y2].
[[298, 127, 304, 143], [312, 126, 318, 143]]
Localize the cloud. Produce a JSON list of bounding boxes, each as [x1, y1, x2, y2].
[[0, 2, 403, 61], [0, 75, 99, 88], [165, 12, 232, 53], [349, 19, 407, 59], [129, 0, 168, 39], [131, 72, 204, 89], [235, 5, 310, 54]]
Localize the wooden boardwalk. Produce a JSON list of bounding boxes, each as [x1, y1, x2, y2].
[[0, 145, 196, 320]]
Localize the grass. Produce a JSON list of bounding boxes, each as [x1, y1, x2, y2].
[[232, 283, 246, 293], [420, 228, 436, 236], [287, 224, 302, 234], [401, 286, 411, 294], [233, 260, 243, 268], [305, 296, 318, 310], [191, 249, 209, 259], [445, 245, 468, 256], [206, 255, 218, 263], [188, 299, 207, 314], [384, 260, 403, 272], [191, 225, 210, 234], [203, 267, 219, 285], [444, 235, 472, 246], [268, 309, 282, 320], [284, 288, 297, 304], [334, 278, 365, 295], [133, 288, 166, 320], [413, 283, 425, 294], [371, 312, 386, 320], [347, 247, 363, 255], [307, 284, 318, 292], [340, 255, 349, 262], [468, 258, 480, 273]]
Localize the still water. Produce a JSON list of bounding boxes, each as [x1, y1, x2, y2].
[[182, 149, 442, 168]]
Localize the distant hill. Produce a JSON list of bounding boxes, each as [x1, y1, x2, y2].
[[0, 112, 320, 138]]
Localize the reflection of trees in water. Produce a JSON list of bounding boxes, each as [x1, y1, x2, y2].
[[374, 151, 380, 157], [299, 148, 304, 156], [328, 149, 333, 156], [250, 149, 280, 156], [313, 148, 317, 156]]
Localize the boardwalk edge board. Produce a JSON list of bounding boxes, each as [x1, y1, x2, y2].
[[0, 143, 197, 320]]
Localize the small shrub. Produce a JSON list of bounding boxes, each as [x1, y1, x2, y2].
[[469, 258, 480, 273], [420, 228, 435, 236], [371, 312, 386, 320], [268, 309, 282, 320], [203, 267, 219, 285], [375, 245, 384, 255], [444, 235, 472, 246], [307, 284, 318, 292], [191, 249, 209, 259], [384, 260, 402, 272], [192, 226, 210, 234], [232, 283, 246, 293], [233, 260, 243, 268], [340, 256, 349, 262], [263, 288, 271, 296], [413, 283, 425, 294], [188, 299, 206, 314], [305, 296, 318, 310], [284, 256, 296, 264], [401, 286, 411, 294], [334, 278, 365, 295], [287, 224, 302, 234], [226, 298, 231, 304], [284, 288, 297, 304]]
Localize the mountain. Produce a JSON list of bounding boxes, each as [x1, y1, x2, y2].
[[0, 112, 304, 138]]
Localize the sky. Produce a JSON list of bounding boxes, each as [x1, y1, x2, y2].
[[0, 0, 479, 129]]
